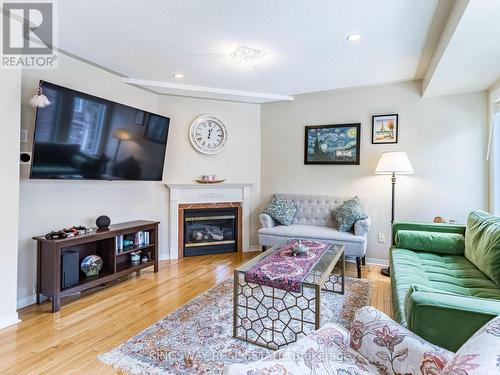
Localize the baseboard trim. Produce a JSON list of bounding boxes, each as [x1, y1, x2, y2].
[[345, 256, 389, 266], [365, 257, 389, 266], [0, 313, 20, 330], [17, 294, 39, 309]]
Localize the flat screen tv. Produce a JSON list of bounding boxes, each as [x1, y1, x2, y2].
[[31, 81, 170, 181]]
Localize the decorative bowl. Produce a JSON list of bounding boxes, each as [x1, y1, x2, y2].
[[81, 255, 103, 277], [123, 239, 134, 248], [195, 179, 226, 184], [291, 240, 309, 256]]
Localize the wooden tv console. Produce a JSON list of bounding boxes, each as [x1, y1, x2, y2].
[[33, 220, 159, 312]]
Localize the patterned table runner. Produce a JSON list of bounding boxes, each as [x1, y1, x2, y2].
[[244, 240, 332, 292]]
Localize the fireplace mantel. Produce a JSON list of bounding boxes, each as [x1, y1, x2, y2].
[[166, 183, 253, 259], [167, 183, 253, 189]]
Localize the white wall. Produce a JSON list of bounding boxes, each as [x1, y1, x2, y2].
[[18, 53, 261, 307], [0, 70, 21, 328], [261, 81, 487, 261], [488, 79, 500, 213], [156, 96, 261, 249]]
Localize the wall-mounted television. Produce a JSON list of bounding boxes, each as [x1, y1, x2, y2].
[[30, 81, 170, 181]]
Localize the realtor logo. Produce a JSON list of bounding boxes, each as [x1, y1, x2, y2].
[[1, 1, 58, 68]]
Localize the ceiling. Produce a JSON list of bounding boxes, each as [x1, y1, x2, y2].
[[423, 0, 500, 97], [32, 1, 500, 102]]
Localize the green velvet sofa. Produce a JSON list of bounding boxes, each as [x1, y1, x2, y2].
[[390, 210, 500, 352]]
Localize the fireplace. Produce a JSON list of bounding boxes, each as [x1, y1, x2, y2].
[[167, 183, 251, 259], [178, 202, 242, 258], [183, 207, 238, 256]]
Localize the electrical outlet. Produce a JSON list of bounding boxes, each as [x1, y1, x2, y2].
[[378, 233, 385, 243]]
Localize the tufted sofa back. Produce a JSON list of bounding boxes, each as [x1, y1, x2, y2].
[[273, 193, 367, 228]]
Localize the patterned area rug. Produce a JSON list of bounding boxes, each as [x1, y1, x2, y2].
[[99, 277, 371, 375]]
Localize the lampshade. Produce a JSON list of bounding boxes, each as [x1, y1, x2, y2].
[[112, 128, 131, 141], [375, 151, 414, 175]]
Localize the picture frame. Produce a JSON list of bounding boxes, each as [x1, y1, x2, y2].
[[372, 114, 398, 144], [304, 123, 361, 165], [145, 114, 169, 144]]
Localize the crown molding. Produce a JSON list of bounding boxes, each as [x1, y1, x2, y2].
[[122, 78, 294, 103]]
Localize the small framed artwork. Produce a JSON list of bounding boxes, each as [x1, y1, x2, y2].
[[134, 110, 145, 125], [145, 114, 170, 144], [304, 123, 361, 165], [372, 114, 398, 144]]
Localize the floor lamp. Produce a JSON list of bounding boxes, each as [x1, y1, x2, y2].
[[375, 151, 414, 277], [112, 128, 131, 163]]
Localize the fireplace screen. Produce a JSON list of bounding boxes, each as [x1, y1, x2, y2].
[[183, 207, 238, 256]]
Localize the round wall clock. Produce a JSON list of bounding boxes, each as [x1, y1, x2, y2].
[[189, 115, 228, 154]]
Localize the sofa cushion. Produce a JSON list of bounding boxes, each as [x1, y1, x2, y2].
[[333, 196, 368, 232], [465, 210, 500, 287], [263, 195, 297, 225], [395, 230, 465, 255], [259, 224, 365, 244], [391, 248, 500, 326]]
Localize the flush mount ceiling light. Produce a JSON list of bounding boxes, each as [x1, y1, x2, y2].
[[346, 33, 361, 42], [229, 45, 263, 66], [172, 73, 184, 79]]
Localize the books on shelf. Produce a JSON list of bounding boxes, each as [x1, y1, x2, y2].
[[115, 231, 150, 254], [115, 235, 124, 253]]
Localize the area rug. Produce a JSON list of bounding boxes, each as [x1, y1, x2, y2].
[[98, 277, 371, 375]]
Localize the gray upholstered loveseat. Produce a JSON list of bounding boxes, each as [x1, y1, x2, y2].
[[258, 194, 371, 277]]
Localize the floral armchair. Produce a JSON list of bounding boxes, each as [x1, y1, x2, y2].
[[225, 306, 500, 375]]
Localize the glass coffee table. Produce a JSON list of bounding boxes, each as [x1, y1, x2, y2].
[[233, 240, 345, 350]]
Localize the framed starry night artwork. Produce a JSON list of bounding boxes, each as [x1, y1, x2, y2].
[[304, 123, 361, 165]]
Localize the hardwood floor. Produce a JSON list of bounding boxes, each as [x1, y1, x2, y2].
[[0, 252, 391, 374]]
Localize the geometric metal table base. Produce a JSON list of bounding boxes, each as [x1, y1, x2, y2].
[[233, 251, 345, 350]]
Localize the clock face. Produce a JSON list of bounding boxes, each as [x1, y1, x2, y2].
[[189, 115, 228, 154]]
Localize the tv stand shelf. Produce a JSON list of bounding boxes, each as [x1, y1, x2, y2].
[[117, 243, 155, 256], [34, 220, 159, 312]]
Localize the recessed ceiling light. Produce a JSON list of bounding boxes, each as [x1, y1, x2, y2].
[[229, 45, 263, 66], [346, 33, 361, 42], [172, 73, 184, 79]]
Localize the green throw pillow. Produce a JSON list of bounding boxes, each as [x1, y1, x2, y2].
[[465, 210, 500, 287], [264, 196, 297, 226], [395, 230, 465, 254], [332, 196, 368, 232]]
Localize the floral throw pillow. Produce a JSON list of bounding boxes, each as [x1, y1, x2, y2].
[[350, 306, 454, 375], [263, 196, 297, 226], [440, 315, 500, 375], [333, 196, 368, 232]]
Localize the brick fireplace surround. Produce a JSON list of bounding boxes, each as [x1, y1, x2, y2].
[[166, 183, 252, 259]]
